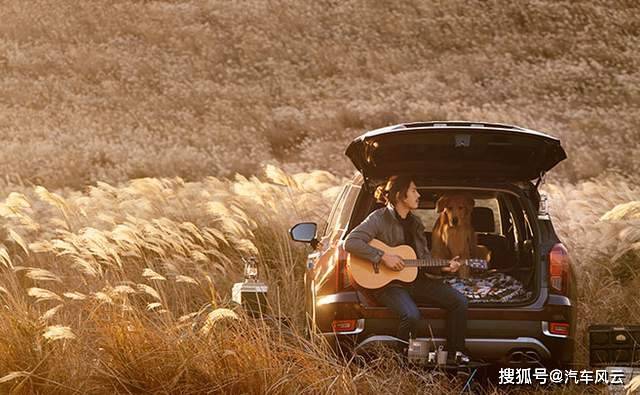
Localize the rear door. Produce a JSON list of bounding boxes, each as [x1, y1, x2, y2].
[[345, 122, 566, 187]]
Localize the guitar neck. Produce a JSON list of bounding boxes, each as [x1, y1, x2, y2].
[[403, 258, 463, 267]]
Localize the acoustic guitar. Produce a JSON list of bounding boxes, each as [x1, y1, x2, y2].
[[347, 239, 488, 289]]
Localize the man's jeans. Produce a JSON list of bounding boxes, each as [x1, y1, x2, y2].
[[373, 276, 468, 353]]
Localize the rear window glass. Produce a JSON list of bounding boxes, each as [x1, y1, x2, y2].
[[321, 185, 347, 237], [324, 184, 361, 243], [336, 185, 361, 232]]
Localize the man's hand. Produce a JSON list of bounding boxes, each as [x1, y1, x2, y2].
[[441, 256, 461, 272], [381, 253, 404, 271]]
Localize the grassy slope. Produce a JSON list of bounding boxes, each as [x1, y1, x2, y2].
[[0, 0, 639, 188], [1, 0, 640, 393]]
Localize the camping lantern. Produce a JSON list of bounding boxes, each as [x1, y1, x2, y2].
[[232, 256, 268, 317], [243, 256, 258, 281]]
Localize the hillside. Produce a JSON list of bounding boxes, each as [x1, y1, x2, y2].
[[0, 0, 638, 189]]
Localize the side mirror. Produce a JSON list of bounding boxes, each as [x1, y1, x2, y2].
[[289, 222, 319, 248]]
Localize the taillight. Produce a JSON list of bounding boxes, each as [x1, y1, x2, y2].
[[332, 319, 356, 332], [335, 244, 349, 290], [549, 243, 571, 295], [549, 322, 570, 336]]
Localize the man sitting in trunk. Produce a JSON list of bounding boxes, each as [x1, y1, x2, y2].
[[344, 175, 471, 365]]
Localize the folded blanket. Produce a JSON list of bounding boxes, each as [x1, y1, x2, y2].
[[444, 272, 532, 303]]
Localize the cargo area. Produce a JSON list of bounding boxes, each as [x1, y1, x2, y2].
[[347, 184, 540, 306]]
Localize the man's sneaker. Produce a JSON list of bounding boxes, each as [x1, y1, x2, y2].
[[455, 351, 471, 365]]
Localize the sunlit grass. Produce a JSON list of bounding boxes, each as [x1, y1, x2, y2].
[[0, 164, 638, 392]]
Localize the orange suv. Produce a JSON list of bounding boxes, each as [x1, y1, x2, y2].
[[290, 122, 576, 368]]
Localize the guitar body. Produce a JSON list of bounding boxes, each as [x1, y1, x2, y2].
[[347, 239, 488, 289], [347, 239, 418, 289]]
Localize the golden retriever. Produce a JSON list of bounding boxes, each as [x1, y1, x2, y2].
[[431, 193, 491, 279]]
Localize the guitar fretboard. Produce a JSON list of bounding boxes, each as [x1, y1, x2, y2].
[[402, 258, 460, 267], [402, 258, 486, 269]]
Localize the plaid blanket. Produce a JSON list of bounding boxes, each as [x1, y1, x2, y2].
[[444, 272, 532, 303]]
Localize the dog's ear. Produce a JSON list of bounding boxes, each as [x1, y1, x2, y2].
[[435, 195, 448, 213]]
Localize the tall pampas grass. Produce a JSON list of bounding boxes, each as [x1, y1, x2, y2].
[[543, 174, 640, 367], [0, 164, 457, 393], [1, 165, 639, 392]]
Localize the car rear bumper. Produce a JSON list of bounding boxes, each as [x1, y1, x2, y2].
[[353, 334, 552, 362], [317, 290, 575, 366], [322, 319, 574, 366]]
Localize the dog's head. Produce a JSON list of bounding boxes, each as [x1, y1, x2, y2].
[[436, 193, 475, 227]]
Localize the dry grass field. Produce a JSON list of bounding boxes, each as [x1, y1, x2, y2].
[[1, 0, 639, 393], [0, 0, 639, 189]]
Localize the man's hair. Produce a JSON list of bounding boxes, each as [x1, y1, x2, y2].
[[374, 175, 415, 206]]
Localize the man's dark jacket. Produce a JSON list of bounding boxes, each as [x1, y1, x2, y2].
[[344, 205, 433, 266]]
